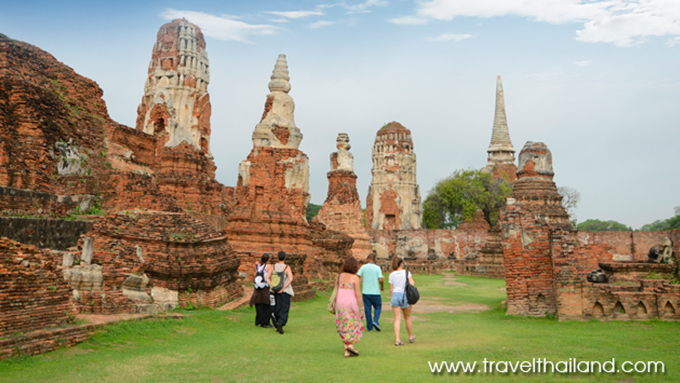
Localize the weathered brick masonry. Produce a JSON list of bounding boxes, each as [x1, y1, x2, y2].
[[501, 141, 680, 320], [0, 237, 74, 337]]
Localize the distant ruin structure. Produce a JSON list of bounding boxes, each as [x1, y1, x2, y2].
[[366, 122, 422, 231], [136, 18, 212, 154], [314, 133, 373, 259], [481, 76, 516, 182]]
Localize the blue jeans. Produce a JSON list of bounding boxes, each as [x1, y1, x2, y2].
[[362, 294, 382, 331]]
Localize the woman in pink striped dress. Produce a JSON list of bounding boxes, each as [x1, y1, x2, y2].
[[335, 257, 364, 357]]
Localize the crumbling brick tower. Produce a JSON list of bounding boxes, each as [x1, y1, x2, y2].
[[315, 133, 373, 259], [224, 54, 317, 300], [366, 122, 422, 231], [500, 142, 572, 316], [136, 18, 212, 154]]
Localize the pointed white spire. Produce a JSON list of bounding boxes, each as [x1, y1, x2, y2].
[[486, 76, 515, 164], [268, 54, 291, 94]]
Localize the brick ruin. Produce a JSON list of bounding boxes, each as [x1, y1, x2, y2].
[[60, 212, 242, 314], [223, 54, 352, 300], [0, 237, 74, 337], [481, 76, 517, 182], [366, 122, 422, 231], [136, 19, 212, 154], [501, 142, 680, 320], [314, 133, 373, 259], [3, 19, 680, 362], [457, 76, 517, 279]]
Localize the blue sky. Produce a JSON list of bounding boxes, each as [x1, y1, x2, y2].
[[2, 0, 679, 228]]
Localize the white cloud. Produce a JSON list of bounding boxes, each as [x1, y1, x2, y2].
[[388, 15, 429, 25], [668, 36, 680, 46], [309, 20, 335, 29], [574, 60, 591, 67], [395, 0, 680, 47], [161, 9, 278, 42], [344, 0, 389, 14], [264, 10, 325, 19], [427, 33, 472, 42]]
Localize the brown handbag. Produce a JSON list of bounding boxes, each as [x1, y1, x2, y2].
[[327, 274, 340, 314]]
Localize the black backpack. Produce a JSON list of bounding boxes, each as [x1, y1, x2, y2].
[[270, 265, 287, 291], [254, 264, 268, 290], [404, 269, 420, 305]]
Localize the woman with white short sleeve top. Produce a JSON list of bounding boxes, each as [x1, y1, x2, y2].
[[388, 257, 415, 346]]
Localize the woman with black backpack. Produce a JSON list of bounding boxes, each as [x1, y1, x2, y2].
[[388, 257, 416, 346], [249, 254, 274, 328]]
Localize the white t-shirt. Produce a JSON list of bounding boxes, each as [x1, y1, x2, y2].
[[389, 270, 411, 294]]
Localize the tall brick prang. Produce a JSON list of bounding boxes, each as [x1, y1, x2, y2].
[[136, 18, 212, 154], [315, 133, 372, 259], [366, 122, 422, 230]]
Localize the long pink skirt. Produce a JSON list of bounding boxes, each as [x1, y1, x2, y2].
[[335, 282, 364, 346]]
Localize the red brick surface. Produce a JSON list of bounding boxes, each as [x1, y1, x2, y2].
[[0, 237, 74, 336], [315, 170, 372, 259]]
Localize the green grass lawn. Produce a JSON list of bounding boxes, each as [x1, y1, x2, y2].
[[1, 272, 678, 382]]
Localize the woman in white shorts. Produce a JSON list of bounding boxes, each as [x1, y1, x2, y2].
[[388, 257, 415, 346]]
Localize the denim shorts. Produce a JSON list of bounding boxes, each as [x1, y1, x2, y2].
[[390, 292, 410, 308]]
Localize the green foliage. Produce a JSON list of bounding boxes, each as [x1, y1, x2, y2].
[[422, 169, 513, 229], [305, 203, 322, 222], [640, 207, 680, 231], [577, 219, 631, 231]]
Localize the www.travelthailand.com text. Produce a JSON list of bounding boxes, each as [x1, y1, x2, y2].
[[428, 358, 665, 374]]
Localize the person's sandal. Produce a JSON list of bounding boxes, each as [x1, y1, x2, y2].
[[409, 335, 416, 343], [395, 341, 404, 346], [346, 346, 359, 356]]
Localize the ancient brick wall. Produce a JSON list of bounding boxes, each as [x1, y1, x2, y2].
[[0, 237, 74, 337], [371, 229, 488, 260], [0, 217, 90, 250], [71, 212, 243, 312], [575, 230, 679, 262], [0, 186, 84, 217]]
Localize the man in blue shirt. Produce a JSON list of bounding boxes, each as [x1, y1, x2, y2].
[[357, 252, 384, 331]]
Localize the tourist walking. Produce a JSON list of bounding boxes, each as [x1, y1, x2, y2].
[[389, 257, 415, 346], [249, 254, 273, 328], [357, 252, 384, 331], [268, 251, 294, 334], [335, 257, 364, 357]]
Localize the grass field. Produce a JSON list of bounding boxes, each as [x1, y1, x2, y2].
[[1, 272, 678, 382]]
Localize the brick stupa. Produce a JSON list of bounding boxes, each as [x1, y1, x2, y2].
[[366, 122, 422, 231], [224, 54, 317, 300], [481, 76, 517, 181], [314, 133, 373, 259], [501, 142, 570, 316]]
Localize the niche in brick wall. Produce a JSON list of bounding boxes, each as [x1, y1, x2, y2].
[[614, 301, 626, 316], [636, 301, 647, 318], [665, 301, 676, 315], [593, 302, 604, 317]]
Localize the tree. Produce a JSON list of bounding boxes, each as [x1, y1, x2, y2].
[[422, 169, 513, 229], [576, 219, 631, 231], [557, 186, 580, 227], [640, 206, 680, 231], [306, 203, 322, 222]]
